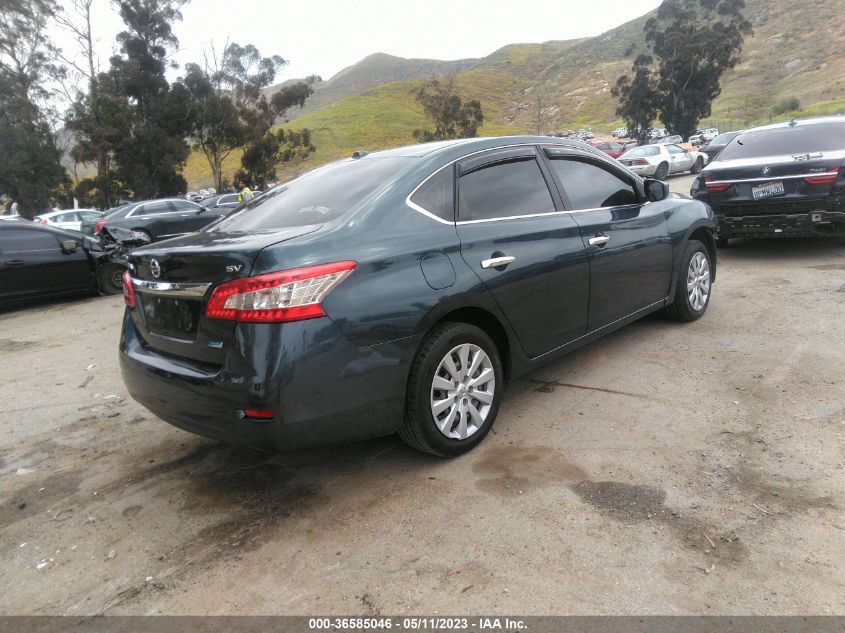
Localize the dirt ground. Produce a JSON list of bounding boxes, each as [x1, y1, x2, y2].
[[1, 174, 843, 615]]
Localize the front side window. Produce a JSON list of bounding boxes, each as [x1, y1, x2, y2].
[[458, 158, 555, 221], [549, 157, 639, 210], [667, 145, 685, 155], [410, 167, 454, 221], [171, 200, 200, 211]]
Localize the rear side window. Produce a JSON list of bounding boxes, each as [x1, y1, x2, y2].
[[549, 157, 639, 210], [214, 157, 414, 231], [409, 167, 454, 221], [458, 158, 555, 221], [2, 229, 58, 252], [171, 200, 200, 211], [138, 201, 172, 216], [718, 122, 845, 161]]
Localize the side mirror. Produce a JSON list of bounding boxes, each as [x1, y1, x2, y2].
[[644, 178, 670, 202], [61, 239, 79, 252]]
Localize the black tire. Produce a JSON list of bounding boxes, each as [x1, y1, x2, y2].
[[691, 156, 704, 174], [399, 322, 504, 457], [662, 239, 713, 322], [98, 262, 126, 296], [655, 162, 669, 180]]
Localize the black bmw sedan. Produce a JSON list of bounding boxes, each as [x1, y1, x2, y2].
[[691, 117, 845, 244], [120, 136, 717, 456]]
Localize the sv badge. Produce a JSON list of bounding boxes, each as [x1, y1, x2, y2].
[[225, 264, 243, 273]]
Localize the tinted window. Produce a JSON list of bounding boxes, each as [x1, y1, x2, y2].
[[458, 158, 555, 221], [410, 167, 454, 221], [550, 158, 639, 210], [2, 229, 58, 252], [622, 146, 660, 158], [214, 157, 414, 232], [172, 200, 200, 211], [718, 122, 845, 161], [596, 143, 610, 150], [217, 194, 238, 205], [609, 142, 624, 151], [138, 201, 172, 216]]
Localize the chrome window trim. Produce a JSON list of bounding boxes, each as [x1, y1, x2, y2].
[[131, 278, 211, 298], [704, 173, 835, 185], [404, 142, 616, 225]]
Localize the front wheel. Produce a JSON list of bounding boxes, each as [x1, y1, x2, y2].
[[661, 239, 713, 322], [399, 322, 504, 456], [98, 262, 126, 296]]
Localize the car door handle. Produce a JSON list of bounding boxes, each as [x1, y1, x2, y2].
[[4, 260, 25, 267], [589, 236, 611, 247], [481, 256, 516, 269]]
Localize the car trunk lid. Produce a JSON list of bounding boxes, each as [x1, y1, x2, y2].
[[127, 226, 321, 365]]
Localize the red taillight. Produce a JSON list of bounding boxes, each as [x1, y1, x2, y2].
[[803, 168, 839, 186], [94, 219, 108, 234], [631, 158, 649, 165], [39, 218, 49, 225], [122, 270, 136, 308], [205, 260, 357, 323], [241, 409, 274, 420], [704, 178, 732, 193]]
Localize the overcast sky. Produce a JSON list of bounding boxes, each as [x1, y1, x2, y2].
[[54, 0, 662, 85]]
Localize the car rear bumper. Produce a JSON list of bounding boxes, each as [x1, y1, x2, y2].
[[120, 310, 420, 451], [715, 209, 845, 238]]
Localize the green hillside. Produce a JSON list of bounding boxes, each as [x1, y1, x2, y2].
[[184, 0, 845, 189]]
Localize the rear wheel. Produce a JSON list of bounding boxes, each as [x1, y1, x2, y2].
[[399, 322, 503, 456], [98, 262, 126, 296], [132, 228, 153, 243], [691, 156, 704, 174], [655, 162, 669, 180], [662, 239, 712, 322]]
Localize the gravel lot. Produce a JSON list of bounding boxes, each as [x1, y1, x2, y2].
[[1, 173, 843, 615]]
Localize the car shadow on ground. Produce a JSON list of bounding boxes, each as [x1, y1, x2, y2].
[[719, 236, 845, 261]]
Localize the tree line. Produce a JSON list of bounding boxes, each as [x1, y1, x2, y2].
[[0, 0, 318, 218]]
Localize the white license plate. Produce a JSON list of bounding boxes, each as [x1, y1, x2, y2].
[[751, 181, 785, 199]]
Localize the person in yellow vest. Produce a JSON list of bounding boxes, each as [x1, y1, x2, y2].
[[237, 180, 253, 205]]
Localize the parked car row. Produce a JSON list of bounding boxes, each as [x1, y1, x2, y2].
[[618, 143, 708, 179]]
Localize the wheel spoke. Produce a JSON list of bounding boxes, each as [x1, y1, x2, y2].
[[432, 375, 454, 391], [467, 348, 484, 378], [437, 405, 458, 434], [457, 345, 470, 379], [432, 397, 453, 417], [469, 367, 494, 387], [467, 402, 485, 429], [442, 354, 460, 381], [472, 389, 494, 405], [455, 407, 468, 438]]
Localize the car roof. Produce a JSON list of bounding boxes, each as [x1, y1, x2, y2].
[[0, 218, 79, 237], [741, 115, 845, 134]]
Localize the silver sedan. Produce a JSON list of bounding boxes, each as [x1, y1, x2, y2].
[[618, 143, 708, 180]]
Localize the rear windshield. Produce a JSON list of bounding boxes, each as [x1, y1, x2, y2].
[[622, 146, 660, 158], [709, 132, 740, 145], [718, 122, 845, 161], [211, 157, 414, 232]]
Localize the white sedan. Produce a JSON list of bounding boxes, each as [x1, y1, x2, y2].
[[618, 143, 709, 180], [33, 209, 104, 232]]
